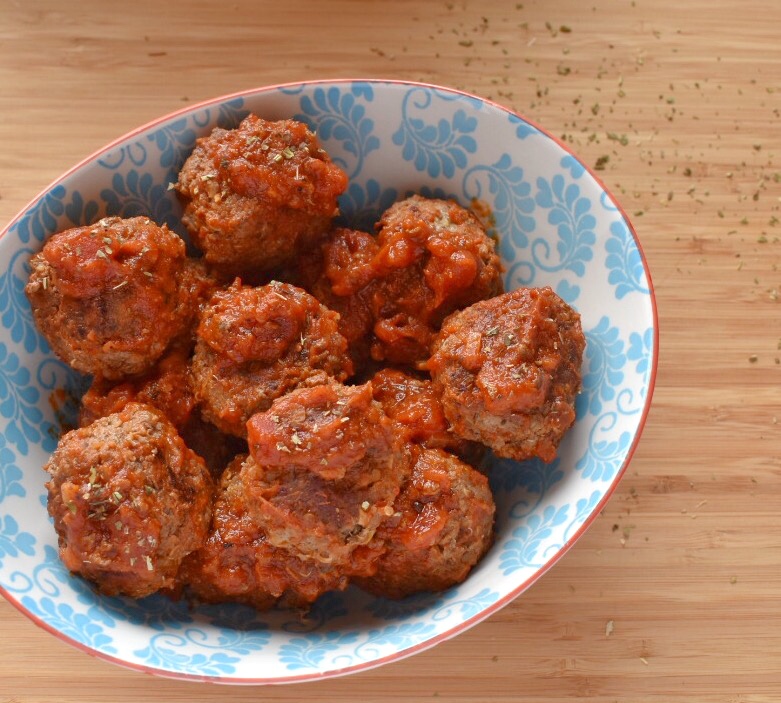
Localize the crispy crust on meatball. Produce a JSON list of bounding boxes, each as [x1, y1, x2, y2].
[[191, 280, 352, 437], [44, 403, 213, 598], [356, 447, 495, 599], [175, 115, 348, 273], [25, 216, 193, 379], [428, 287, 585, 462]]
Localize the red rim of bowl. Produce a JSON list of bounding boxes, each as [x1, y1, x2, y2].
[[0, 78, 659, 685]]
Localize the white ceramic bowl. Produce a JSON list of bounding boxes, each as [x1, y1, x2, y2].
[[0, 80, 657, 683]]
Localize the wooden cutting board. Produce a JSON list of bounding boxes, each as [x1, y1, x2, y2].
[[1, 0, 780, 700]]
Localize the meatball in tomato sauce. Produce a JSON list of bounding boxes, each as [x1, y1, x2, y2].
[[368, 195, 503, 366], [356, 447, 494, 599], [179, 453, 382, 610], [370, 367, 483, 464], [191, 280, 352, 437], [175, 115, 348, 274], [79, 341, 197, 431], [293, 227, 378, 371], [25, 216, 194, 380], [77, 342, 243, 479], [246, 380, 411, 567], [428, 287, 585, 463], [45, 403, 213, 598]]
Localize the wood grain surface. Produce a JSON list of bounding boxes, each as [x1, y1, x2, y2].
[[1, 0, 780, 701]]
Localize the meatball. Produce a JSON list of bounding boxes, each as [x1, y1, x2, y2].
[[245, 380, 411, 567], [191, 280, 352, 437], [77, 343, 244, 478], [179, 454, 382, 610], [369, 368, 483, 463], [356, 447, 495, 600], [368, 195, 503, 366], [79, 341, 197, 431], [44, 403, 213, 598], [428, 287, 585, 462], [175, 115, 348, 273], [25, 216, 193, 379], [293, 227, 378, 370], [175, 257, 222, 340]]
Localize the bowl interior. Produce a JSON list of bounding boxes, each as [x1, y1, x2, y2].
[[0, 80, 655, 682]]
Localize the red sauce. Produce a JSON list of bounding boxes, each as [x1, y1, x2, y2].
[[43, 216, 183, 301], [197, 281, 309, 365], [205, 116, 347, 214]]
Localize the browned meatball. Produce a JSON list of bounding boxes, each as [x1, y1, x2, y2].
[[293, 227, 378, 370], [44, 403, 213, 598], [191, 280, 352, 437], [246, 380, 411, 567], [78, 343, 244, 478], [368, 195, 503, 366], [356, 447, 495, 599], [175, 115, 348, 274], [369, 368, 483, 464], [79, 341, 197, 431], [179, 454, 383, 610], [428, 287, 585, 462], [25, 216, 194, 379], [175, 257, 223, 340], [176, 455, 283, 611]]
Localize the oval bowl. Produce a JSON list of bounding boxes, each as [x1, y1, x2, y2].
[[0, 79, 657, 683]]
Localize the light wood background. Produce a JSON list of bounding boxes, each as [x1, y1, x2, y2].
[[1, 1, 780, 701]]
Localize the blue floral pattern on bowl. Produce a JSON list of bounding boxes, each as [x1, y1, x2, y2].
[[0, 80, 656, 683]]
